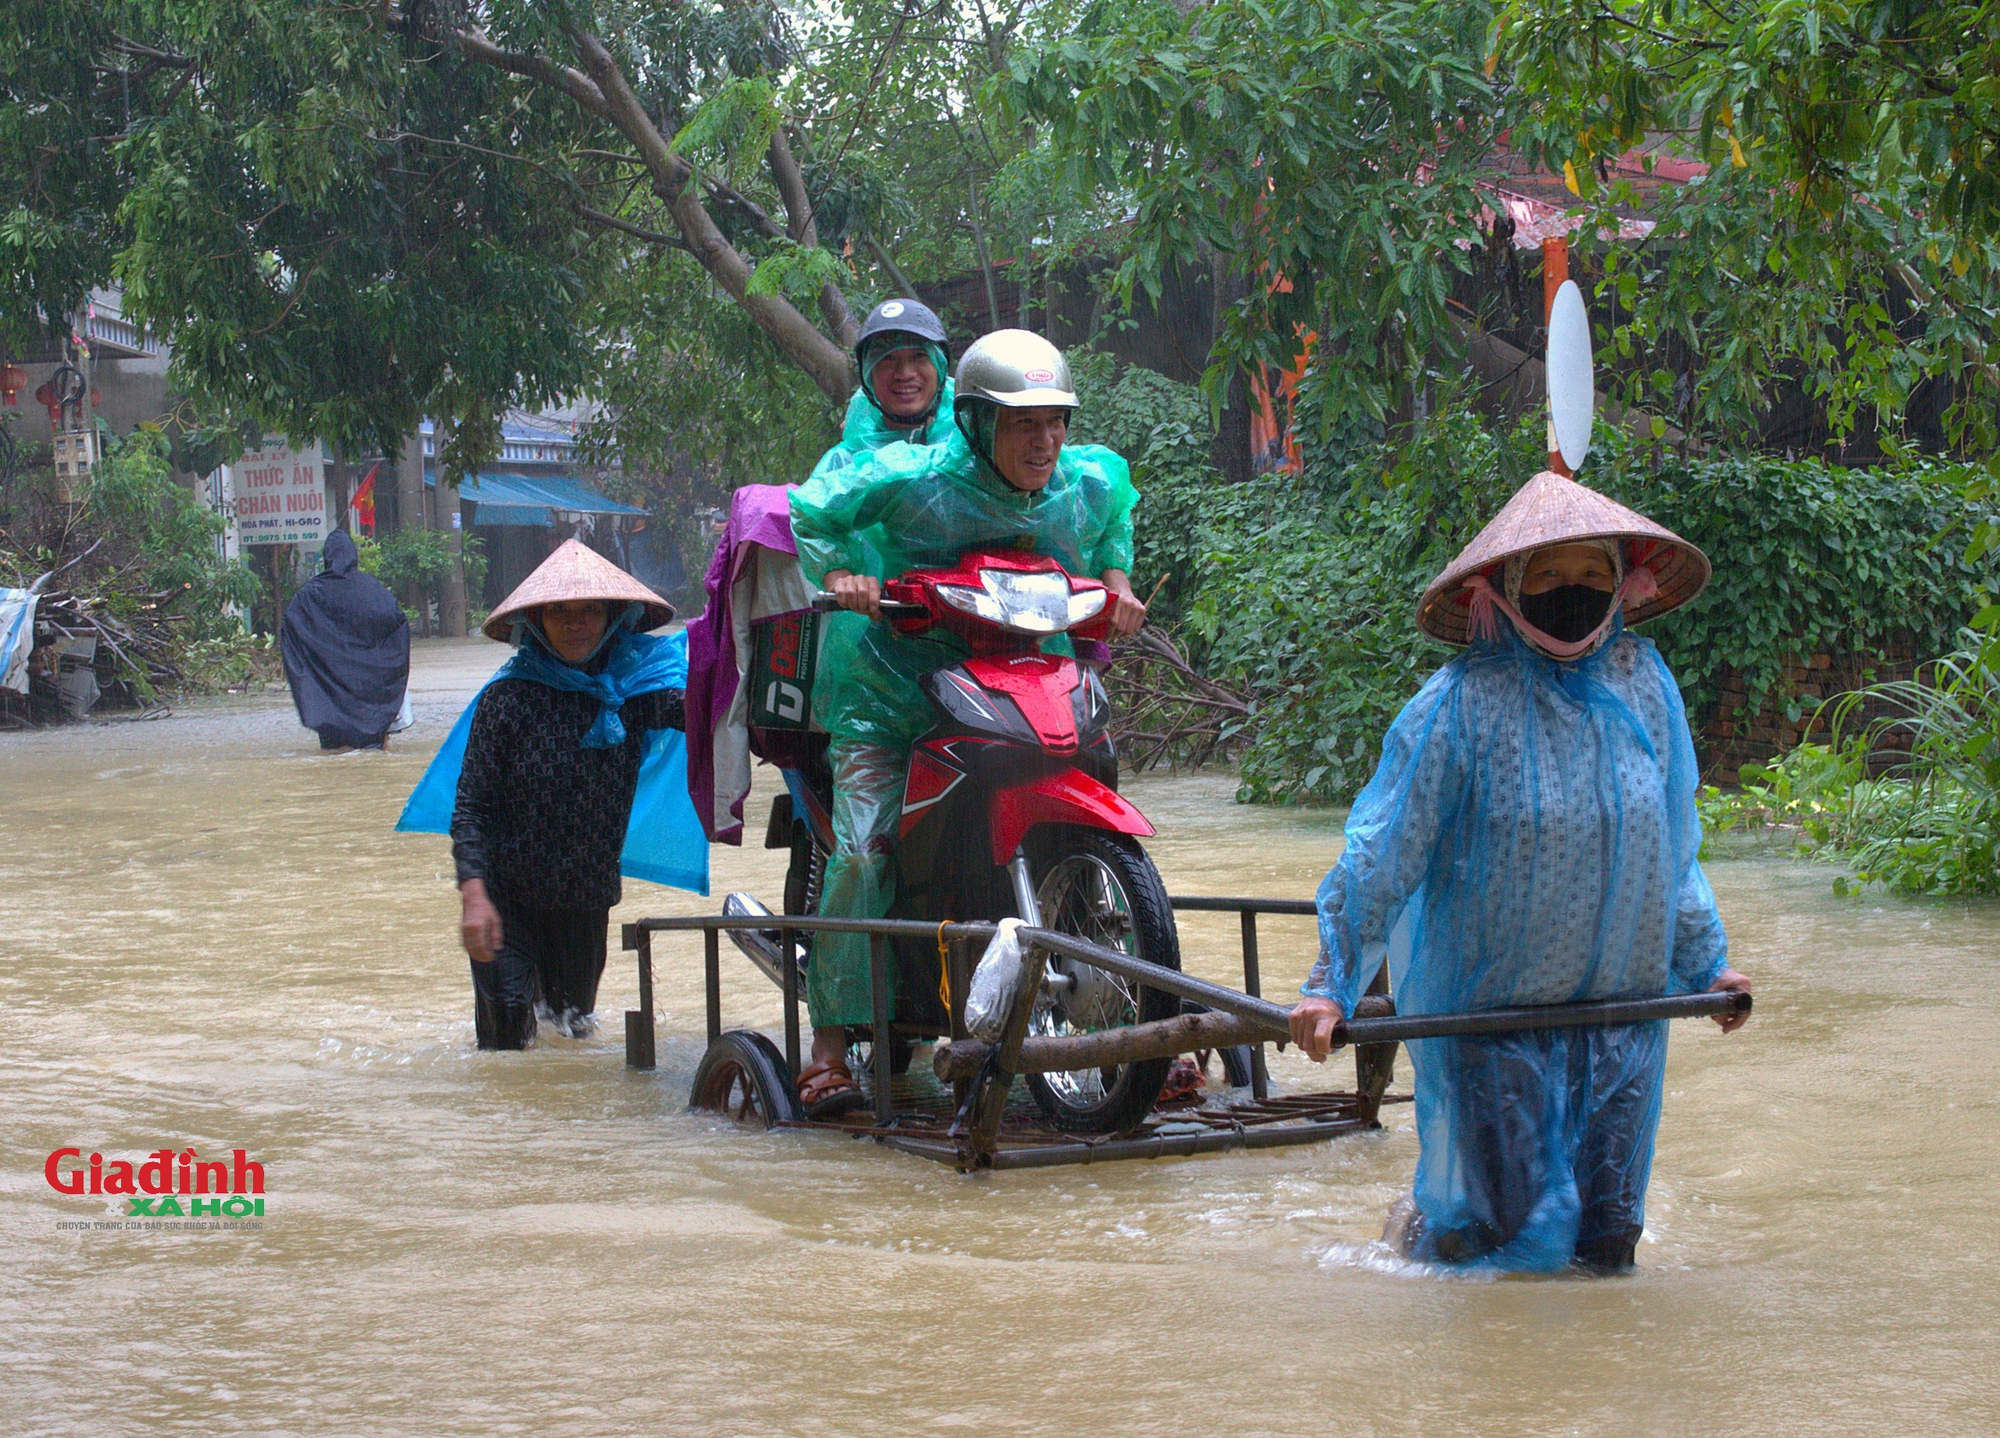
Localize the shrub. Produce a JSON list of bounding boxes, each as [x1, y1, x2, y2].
[[83, 428, 261, 640], [356, 528, 486, 619], [1588, 437, 1996, 726], [1131, 404, 1998, 806], [1697, 620, 2000, 895]]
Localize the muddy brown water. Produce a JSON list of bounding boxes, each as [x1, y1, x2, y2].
[[2, 638, 1996, 1436]]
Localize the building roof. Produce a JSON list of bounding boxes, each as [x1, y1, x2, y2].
[[428, 469, 647, 526]]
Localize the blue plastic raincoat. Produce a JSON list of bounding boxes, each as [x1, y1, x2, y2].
[[1307, 619, 1727, 1272], [396, 629, 708, 894]]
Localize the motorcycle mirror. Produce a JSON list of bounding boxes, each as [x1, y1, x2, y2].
[[1546, 278, 1593, 472]]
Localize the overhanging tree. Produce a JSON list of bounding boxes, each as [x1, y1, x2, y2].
[[3, 0, 1073, 477], [1003, 0, 1506, 430], [1499, 0, 2000, 451]]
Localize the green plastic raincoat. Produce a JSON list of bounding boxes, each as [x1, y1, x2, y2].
[[788, 425, 1138, 1027], [792, 426, 1137, 749], [805, 379, 957, 583]]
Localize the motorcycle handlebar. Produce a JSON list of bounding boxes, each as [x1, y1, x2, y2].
[[809, 592, 929, 619]]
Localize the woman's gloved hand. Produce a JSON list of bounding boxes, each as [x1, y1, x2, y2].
[[824, 569, 883, 622]]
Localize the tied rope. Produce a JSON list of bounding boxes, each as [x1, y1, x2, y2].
[[1465, 566, 1659, 661]]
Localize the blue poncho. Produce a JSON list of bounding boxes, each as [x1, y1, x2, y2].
[[1308, 620, 1727, 1271], [396, 629, 708, 895]]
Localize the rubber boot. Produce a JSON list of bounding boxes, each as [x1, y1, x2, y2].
[[476, 995, 536, 1051], [499, 1003, 537, 1050], [1572, 1227, 1641, 1274]]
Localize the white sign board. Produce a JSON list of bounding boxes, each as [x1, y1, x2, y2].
[[228, 438, 327, 547]]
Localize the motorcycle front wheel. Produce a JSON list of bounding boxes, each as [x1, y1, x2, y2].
[[1024, 826, 1183, 1133]]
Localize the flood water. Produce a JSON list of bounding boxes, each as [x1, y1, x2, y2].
[[3, 637, 1996, 1436]]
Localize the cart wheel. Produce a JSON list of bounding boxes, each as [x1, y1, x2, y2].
[[1025, 827, 1183, 1133], [689, 1030, 802, 1129], [1219, 1044, 1256, 1088]]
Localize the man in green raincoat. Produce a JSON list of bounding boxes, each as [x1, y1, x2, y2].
[[788, 329, 1146, 1114], [812, 297, 957, 482]]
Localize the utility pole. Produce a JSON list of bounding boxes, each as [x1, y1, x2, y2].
[[396, 432, 429, 636]]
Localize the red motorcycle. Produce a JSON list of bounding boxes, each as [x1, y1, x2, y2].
[[731, 549, 1184, 1132]]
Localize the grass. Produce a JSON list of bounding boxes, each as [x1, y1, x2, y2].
[[1699, 620, 2000, 896]]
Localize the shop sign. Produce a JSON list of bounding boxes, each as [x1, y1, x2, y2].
[[227, 438, 327, 547]]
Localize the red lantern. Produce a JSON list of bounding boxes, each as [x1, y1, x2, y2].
[[0, 363, 24, 406]]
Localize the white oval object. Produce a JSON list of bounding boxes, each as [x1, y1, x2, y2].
[[1546, 279, 1594, 471]]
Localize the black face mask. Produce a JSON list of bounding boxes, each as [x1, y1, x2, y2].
[[1517, 584, 1614, 644]]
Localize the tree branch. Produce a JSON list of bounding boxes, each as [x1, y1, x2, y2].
[[866, 236, 921, 299], [705, 176, 785, 241], [769, 126, 859, 345], [450, 27, 612, 123], [450, 21, 854, 400], [575, 203, 688, 249]]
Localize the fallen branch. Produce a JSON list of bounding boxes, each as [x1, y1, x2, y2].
[[1104, 624, 1257, 773]]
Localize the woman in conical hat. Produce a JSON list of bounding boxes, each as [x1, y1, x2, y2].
[[403, 539, 696, 1050], [1288, 471, 1752, 1274]]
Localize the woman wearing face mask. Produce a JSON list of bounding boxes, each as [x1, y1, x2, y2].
[[445, 541, 687, 1049], [786, 329, 1146, 1114], [1287, 470, 1752, 1274]]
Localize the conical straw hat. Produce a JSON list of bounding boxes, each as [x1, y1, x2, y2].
[[482, 537, 674, 641], [1415, 471, 1709, 646]]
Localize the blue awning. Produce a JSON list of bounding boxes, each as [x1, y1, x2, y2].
[[428, 470, 648, 526]]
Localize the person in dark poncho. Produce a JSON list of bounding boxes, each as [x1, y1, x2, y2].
[[450, 540, 687, 1048], [279, 531, 410, 749]]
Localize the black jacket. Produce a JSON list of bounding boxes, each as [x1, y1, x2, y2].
[[451, 677, 685, 911]]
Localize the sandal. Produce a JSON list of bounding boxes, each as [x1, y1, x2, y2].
[[797, 1058, 868, 1118], [1157, 1054, 1207, 1106]]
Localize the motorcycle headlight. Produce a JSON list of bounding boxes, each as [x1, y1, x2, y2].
[[935, 569, 1106, 635]]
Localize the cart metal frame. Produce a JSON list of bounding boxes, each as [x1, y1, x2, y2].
[[619, 898, 1748, 1172]]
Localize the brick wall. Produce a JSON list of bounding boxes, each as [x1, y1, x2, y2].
[[1699, 643, 1917, 778]]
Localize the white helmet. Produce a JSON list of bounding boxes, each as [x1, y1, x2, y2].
[[952, 329, 1077, 411]]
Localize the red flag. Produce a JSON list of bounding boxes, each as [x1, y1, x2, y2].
[[349, 463, 379, 537]]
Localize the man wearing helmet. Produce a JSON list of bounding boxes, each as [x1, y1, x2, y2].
[[787, 329, 1145, 1114], [812, 298, 957, 484]]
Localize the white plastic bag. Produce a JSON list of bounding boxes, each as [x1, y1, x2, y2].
[[964, 918, 1027, 1043]]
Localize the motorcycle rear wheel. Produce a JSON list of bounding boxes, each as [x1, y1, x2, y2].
[[1024, 827, 1183, 1133]]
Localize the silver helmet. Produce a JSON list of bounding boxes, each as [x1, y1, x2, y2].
[[953, 329, 1077, 411]]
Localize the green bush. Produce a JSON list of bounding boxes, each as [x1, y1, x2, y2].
[[1070, 360, 1223, 626], [1189, 411, 1525, 802], [1697, 620, 2000, 895], [355, 528, 486, 618], [84, 428, 261, 640], [1588, 437, 1996, 726], [1113, 395, 1999, 806]]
